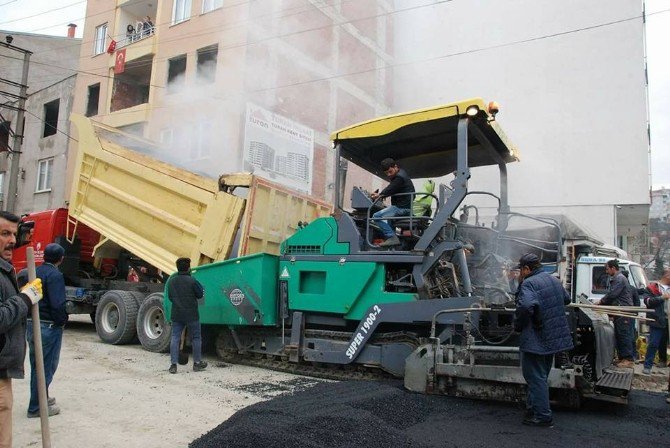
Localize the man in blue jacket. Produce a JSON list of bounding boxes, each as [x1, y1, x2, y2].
[[514, 253, 573, 427], [641, 269, 669, 375], [26, 243, 67, 418]]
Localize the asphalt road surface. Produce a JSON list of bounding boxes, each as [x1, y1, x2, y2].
[[191, 380, 670, 448]]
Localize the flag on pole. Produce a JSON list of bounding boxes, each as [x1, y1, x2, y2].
[[106, 38, 117, 55]]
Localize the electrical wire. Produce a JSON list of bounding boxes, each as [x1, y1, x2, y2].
[[2, 6, 663, 97]]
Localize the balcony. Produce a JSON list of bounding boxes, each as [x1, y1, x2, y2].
[[111, 0, 158, 62], [110, 54, 152, 114]]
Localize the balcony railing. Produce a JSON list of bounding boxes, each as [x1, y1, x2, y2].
[[118, 25, 155, 49]]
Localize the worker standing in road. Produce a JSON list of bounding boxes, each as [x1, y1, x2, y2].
[[0, 211, 43, 448], [514, 253, 573, 428], [167, 257, 207, 374], [26, 243, 67, 418], [621, 270, 641, 362], [597, 259, 635, 367], [641, 269, 670, 376], [370, 158, 415, 247]]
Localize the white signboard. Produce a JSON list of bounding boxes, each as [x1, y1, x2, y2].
[[243, 103, 314, 194]]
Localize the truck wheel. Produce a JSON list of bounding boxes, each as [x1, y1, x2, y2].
[[136, 292, 171, 353], [127, 291, 146, 308], [95, 291, 139, 344]]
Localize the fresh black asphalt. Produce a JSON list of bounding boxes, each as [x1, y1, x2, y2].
[[191, 380, 669, 448]]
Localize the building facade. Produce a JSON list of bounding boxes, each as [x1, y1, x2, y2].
[[71, 0, 395, 201], [0, 29, 81, 214], [392, 0, 650, 255]]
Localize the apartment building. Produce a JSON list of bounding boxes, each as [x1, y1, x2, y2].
[[71, 0, 395, 200], [0, 28, 81, 214]]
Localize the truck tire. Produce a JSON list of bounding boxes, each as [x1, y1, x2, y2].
[[127, 291, 146, 307], [136, 292, 171, 353], [95, 291, 139, 344]]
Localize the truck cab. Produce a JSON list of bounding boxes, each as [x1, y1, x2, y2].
[[574, 255, 648, 303]]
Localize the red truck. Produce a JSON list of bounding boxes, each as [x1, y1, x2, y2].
[[13, 208, 165, 347]]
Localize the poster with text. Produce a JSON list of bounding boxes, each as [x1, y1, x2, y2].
[[243, 103, 314, 194]]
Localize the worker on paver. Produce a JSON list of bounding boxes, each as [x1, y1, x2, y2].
[[514, 253, 573, 428], [167, 257, 207, 374], [0, 211, 43, 448], [597, 259, 635, 367], [370, 158, 415, 247]]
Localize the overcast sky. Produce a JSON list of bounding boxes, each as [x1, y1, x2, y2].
[[1, 0, 668, 189]]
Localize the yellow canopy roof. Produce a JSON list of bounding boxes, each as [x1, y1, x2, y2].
[[330, 98, 519, 179]]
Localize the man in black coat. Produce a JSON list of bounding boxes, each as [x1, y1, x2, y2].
[[370, 158, 415, 247], [0, 211, 43, 446], [598, 259, 634, 367], [167, 258, 206, 374]]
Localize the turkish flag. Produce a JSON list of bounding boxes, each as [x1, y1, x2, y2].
[[106, 39, 117, 55], [114, 49, 126, 74]]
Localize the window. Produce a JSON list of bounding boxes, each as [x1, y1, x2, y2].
[[0, 172, 4, 202], [172, 0, 192, 24], [167, 55, 187, 93], [0, 121, 9, 152], [191, 122, 211, 159], [94, 23, 107, 55], [36, 158, 53, 192], [86, 83, 100, 117], [43, 99, 59, 138], [591, 266, 609, 294], [202, 0, 223, 13], [160, 128, 174, 148], [197, 45, 218, 83]]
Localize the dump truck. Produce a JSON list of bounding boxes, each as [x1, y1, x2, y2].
[[13, 115, 331, 352]]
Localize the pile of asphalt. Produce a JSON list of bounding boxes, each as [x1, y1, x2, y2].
[[190, 380, 670, 448]]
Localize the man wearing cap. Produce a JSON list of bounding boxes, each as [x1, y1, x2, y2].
[[597, 259, 635, 368], [514, 253, 573, 427], [26, 243, 67, 418], [370, 158, 415, 247], [167, 257, 207, 374]]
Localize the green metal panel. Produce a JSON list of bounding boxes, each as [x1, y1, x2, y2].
[[281, 217, 349, 255], [164, 253, 279, 326], [280, 260, 416, 320]]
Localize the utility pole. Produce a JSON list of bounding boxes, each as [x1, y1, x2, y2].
[[0, 36, 31, 213]]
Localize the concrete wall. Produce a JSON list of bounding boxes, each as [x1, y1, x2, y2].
[[11, 76, 76, 214], [392, 0, 650, 244]]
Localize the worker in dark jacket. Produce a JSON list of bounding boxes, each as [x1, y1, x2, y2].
[[641, 269, 670, 375], [598, 259, 634, 367], [25, 243, 67, 418], [621, 270, 641, 361], [370, 158, 415, 247], [0, 211, 43, 447], [167, 257, 206, 374], [514, 253, 573, 428]]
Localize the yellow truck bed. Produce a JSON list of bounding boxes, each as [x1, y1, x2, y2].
[[69, 115, 331, 274]]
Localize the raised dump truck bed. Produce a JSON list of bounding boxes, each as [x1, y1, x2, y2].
[[20, 115, 331, 351]]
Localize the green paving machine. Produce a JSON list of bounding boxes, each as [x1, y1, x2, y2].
[[177, 98, 632, 405]]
